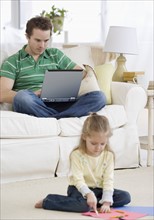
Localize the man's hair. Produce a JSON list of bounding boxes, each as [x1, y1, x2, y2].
[[25, 16, 52, 37]]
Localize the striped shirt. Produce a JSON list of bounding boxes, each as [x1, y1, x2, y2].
[[0, 45, 76, 91]]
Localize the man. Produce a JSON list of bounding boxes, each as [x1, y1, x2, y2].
[[0, 16, 106, 118]]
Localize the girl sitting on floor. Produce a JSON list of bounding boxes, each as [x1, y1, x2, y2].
[[35, 113, 131, 213]]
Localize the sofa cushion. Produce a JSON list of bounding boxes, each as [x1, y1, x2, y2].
[[58, 105, 127, 137], [1, 111, 60, 138], [94, 63, 115, 104]]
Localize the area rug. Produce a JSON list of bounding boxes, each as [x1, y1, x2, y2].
[[1, 167, 153, 220]]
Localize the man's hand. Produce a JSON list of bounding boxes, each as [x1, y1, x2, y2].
[[34, 90, 41, 97], [99, 202, 111, 213], [86, 192, 97, 213]]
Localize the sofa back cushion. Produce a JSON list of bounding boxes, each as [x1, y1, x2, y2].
[[62, 46, 94, 69]]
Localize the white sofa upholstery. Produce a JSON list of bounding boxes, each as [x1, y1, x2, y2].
[[0, 44, 147, 183]]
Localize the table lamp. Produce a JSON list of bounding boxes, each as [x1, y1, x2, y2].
[[104, 26, 138, 81]]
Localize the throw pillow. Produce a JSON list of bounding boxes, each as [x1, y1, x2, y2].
[[78, 64, 100, 96], [94, 64, 115, 104]]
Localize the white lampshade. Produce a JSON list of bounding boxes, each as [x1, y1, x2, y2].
[[103, 26, 138, 82], [104, 26, 138, 55]]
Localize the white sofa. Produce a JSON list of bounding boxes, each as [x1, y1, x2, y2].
[[0, 44, 147, 184]]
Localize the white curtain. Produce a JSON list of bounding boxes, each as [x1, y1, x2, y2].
[[101, 0, 153, 83]]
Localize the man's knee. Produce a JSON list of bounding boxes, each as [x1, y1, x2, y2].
[[91, 91, 107, 106], [13, 90, 35, 111]]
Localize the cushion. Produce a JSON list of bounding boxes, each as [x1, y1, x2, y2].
[[1, 27, 26, 65], [94, 64, 115, 104], [62, 46, 94, 68], [0, 111, 60, 138], [58, 105, 127, 137], [78, 64, 100, 96]]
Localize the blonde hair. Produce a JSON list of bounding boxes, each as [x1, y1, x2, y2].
[[74, 113, 114, 156]]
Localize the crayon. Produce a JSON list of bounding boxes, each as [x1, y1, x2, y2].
[[116, 210, 125, 214], [95, 209, 99, 215]]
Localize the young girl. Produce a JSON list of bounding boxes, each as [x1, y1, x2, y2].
[[35, 113, 131, 213]]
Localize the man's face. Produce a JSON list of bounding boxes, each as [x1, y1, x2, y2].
[[26, 28, 51, 56]]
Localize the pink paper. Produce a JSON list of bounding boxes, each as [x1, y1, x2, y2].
[[82, 209, 147, 219]]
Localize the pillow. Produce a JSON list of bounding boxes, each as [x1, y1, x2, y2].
[[94, 64, 115, 104], [62, 46, 94, 69], [1, 43, 24, 65], [78, 64, 100, 96]]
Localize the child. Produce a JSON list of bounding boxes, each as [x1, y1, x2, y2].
[[35, 113, 131, 213]]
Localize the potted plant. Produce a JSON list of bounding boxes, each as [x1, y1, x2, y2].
[[40, 5, 68, 34]]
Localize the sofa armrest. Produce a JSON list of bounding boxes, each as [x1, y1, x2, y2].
[[111, 82, 147, 123]]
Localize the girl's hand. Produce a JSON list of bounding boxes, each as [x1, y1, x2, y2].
[[86, 192, 97, 213], [100, 202, 111, 213]]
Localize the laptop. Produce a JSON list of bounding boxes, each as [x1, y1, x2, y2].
[[40, 70, 83, 102]]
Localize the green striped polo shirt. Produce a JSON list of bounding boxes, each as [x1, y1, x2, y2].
[[0, 45, 76, 91]]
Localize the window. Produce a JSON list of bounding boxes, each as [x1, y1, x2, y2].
[[30, 0, 102, 43], [0, 0, 11, 28], [1, 0, 101, 43], [104, 0, 153, 80]]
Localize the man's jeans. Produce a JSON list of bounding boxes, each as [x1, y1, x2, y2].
[[13, 90, 106, 118], [42, 186, 131, 212]]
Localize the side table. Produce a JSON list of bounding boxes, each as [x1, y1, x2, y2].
[[140, 89, 154, 166]]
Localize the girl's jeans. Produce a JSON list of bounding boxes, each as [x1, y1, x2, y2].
[[42, 186, 131, 212], [13, 90, 106, 118]]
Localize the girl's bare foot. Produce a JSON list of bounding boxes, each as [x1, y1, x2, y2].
[[35, 200, 43, 208]]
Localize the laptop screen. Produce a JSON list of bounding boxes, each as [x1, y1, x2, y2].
[[40, 70, 83, 102]]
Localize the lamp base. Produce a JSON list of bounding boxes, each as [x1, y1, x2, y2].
[[112, 53, 127, 82]]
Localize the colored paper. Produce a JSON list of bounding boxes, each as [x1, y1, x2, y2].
[[82, 209, 147, 219], [116, 206, 154, 216]]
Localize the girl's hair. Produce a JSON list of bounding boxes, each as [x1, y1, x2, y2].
[[25, 16, 52, 37], [75, 113, 114, 155]]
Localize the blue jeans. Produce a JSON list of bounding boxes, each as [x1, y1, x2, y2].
[[13, 90, 106, 118], [42, 186, 131, 212]]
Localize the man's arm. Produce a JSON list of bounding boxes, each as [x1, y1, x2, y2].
[[73, 65, 83, 70], [0, 77, 16, 103], [73, 65, 87, 78]]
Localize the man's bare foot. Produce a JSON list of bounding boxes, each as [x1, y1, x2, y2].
[[35, 200, 43, 208]]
